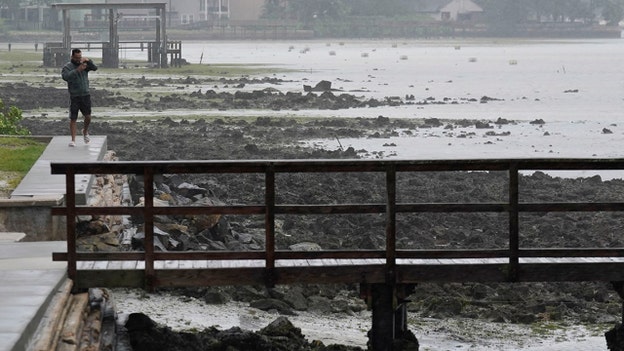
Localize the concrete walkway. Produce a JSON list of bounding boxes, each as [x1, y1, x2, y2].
[[0, 236, 66, 351], [11, 135, 107, 205], [0, 135, 108, 350]]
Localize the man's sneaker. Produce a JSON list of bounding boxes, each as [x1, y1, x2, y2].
[[83, 132, 90, 144], [68, 141, 76, 147]]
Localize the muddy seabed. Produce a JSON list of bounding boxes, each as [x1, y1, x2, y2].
[[18, 114, 623, 351]]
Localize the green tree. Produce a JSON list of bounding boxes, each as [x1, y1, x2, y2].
[[476, 0, 530, 34], [598, 0, 624, 25], [262, 0, 287, 19], [0, 99, 29, 135], [0, 0, 20, 20], [345, 0, 410, 17], [287, 0, 349, 23]]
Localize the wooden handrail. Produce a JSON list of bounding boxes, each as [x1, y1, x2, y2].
[[50, 158, 624, 287]]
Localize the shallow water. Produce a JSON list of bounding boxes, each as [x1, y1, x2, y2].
[[114, 38, 624, 168], [114, 38, 624, 122]]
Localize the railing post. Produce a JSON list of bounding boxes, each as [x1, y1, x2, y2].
[[65, 166, 77, 281], [385, 165, 397, 283], [143, 166, 155, 290], [508, 162, 519, 281], [265, 165, 276, 287]]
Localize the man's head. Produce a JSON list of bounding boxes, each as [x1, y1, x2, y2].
[[71, 49, 83, 65]]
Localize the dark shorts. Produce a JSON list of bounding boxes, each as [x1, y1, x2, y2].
[[69, 95, 92, 120]]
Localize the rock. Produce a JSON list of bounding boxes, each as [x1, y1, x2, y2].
[[495, 117, 510, 125], [176, 182, 207, 197], [203, 291, 231, 304], [77, 218, 110, 237], [214, 326, 273, 350], [475, 121, 492, 129], [307, 295, 333, 313], [289, 242, 322, 251], [76, 232, 120, 252], [303, 80, 332, 92], [125, 312, 157, 332], [260, 316, 301, 337], [281, 287, 308, 311], [232, 286, 270, 302], [423, 117, 442, 127], [250, 298, 297, 316]]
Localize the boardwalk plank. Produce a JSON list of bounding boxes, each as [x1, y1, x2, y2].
[[164, 260, 178, 269], [121, 260, 138, 269], [179, 260, 194, 269], [193, 260, 209, 269], [107, 261, 123, 269], [71, 255, 624, 288], [77, 261, 95, 270], [93, 261, 108, 270]]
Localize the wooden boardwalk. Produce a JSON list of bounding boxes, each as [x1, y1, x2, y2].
[[55, 256, 624, 288], [49, 158, 624, 351]]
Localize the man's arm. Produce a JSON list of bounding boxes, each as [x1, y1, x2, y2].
[[84, 58, 98, 72], [61, 63, 76, 82]]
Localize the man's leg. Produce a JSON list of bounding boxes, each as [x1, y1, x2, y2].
[[83, 114, 91, 143], [82, 95, 92, 144], [69, 96, 79, 146], [69, 119, 77, 146]]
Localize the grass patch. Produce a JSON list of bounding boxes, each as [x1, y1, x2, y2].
[[0, 137, 46, 192], [0, 49, 286, 77], [0, 137, 46, 172], [109, 62, 287, 77]]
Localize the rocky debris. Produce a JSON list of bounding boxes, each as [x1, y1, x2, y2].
[[123, 313, 363, 351], [5, 77, 506, 113], [75, 151, 128, 251], [123, 173, 264, 253]]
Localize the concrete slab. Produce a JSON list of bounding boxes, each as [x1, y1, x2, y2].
[[0, 241, 66, 351], [10, 135, 107, 205], [0, 232, 25, 242]]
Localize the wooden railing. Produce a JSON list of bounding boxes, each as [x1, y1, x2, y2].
[[51, 159, 624, 289]]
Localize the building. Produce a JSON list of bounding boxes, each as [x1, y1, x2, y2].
[[171, 0, 265, 25], [414, 0, 484, 22]]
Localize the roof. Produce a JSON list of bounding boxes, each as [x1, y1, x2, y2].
[[413, 0, 483, 13], [440, 0, 484, 13], [50, 2, 166, 11]]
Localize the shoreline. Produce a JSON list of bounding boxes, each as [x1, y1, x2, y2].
[[111, 287, 610, 351]]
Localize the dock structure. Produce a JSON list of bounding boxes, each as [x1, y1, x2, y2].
[[49, 158, 624, 351], [46, 2, 168, 68]]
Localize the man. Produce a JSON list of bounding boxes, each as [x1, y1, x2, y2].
[[61, 48, 97, 147]]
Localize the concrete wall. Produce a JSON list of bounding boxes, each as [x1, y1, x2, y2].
[[0, 195, 66, 241]]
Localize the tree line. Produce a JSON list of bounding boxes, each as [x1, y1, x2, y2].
[[262, 0, 624, 27]]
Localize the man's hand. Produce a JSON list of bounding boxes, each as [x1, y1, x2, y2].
[[77, 58, 89, 71]]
